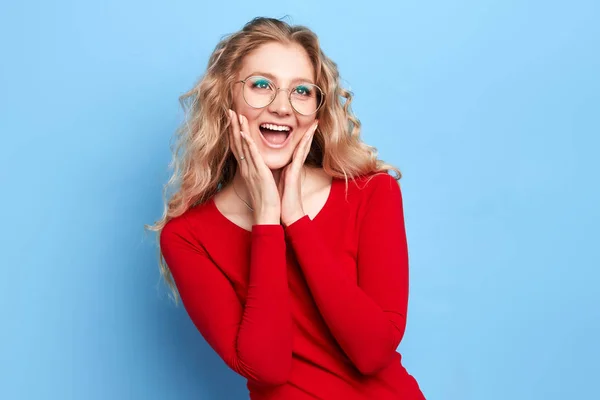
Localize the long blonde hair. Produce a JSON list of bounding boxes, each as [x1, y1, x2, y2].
[[146, 16, 402, 303]]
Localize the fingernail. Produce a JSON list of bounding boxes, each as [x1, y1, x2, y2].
[[240, 131, 245, 139], [239, 115, 244, 125]]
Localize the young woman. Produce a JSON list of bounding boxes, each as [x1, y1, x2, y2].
[[149, 16, 425, 400]]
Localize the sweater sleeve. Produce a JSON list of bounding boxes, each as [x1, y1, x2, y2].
[[284, 173, 410, 375], [160, 217, 292, 385]]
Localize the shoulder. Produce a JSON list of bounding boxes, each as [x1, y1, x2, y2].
[[345, 173, 406, 236], [347, 171, 402, 200], [160, 212, 193, 252], [159, 200, 216, 250], [339, 172, 404, 223]]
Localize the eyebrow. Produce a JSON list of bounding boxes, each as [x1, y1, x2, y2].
[[245, 71, 315, 84]]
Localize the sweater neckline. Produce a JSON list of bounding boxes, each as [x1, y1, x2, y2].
[[209, 177, 339, 235]]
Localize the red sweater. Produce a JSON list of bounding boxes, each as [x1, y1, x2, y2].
[[160, 172, 425, 399]]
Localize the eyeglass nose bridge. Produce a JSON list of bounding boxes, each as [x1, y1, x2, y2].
[[267, 87, 294, 107]]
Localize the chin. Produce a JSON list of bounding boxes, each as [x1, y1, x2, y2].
[[262, 153, 294, 170]]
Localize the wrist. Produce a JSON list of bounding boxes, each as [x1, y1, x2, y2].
[[254, 211, 281, 226]]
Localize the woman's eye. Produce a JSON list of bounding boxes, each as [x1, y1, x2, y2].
[[252, 79, 271, 89], [295, 85, 312, 96]]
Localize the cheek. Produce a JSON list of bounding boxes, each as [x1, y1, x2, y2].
[[232, 95, 249, 115], [232, 95, 261, 121], [231, 87, 251, 114], [239, 109, 263, 128], [298, 118, 317, 133]]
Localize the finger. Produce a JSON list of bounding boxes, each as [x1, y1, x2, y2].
[[240, 115, 269, 174], [238, 114, 255, 168], [228, 109, 243, 161], [240, 130, 252, 172], [230, 109, 249, 176], [287, 138, 305, 177], [292, 122, 318, 173], [238, 115, 256, 178], [302, 121, 318, 160], [227, 109, 236, 158], [227, 110, 236, 159]]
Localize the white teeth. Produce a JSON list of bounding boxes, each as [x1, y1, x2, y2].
[[260, 123, 291, 132]]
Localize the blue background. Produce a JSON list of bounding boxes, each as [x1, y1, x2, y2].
[[1, 1, 598, 399]]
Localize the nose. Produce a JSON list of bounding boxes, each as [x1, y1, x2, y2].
[[267, 88, 292, 115]]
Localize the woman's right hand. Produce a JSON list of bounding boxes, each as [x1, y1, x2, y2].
[[228, 109, 281, 226]]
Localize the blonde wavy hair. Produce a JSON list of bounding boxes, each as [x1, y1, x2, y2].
[[146, 16, 402, 304]]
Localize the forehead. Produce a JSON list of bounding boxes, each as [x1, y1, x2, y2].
[[238, 41, 315, 83]]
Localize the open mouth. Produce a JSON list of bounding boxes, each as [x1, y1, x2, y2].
[[259, 123, 293, 148]]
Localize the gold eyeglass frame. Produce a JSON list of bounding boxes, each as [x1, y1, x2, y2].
[[235, 75, 326, 116]]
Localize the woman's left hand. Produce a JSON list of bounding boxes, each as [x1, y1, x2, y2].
[[279, 121, 319, 227]]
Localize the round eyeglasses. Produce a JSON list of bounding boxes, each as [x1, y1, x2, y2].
[[236, 75, 325, 116]]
